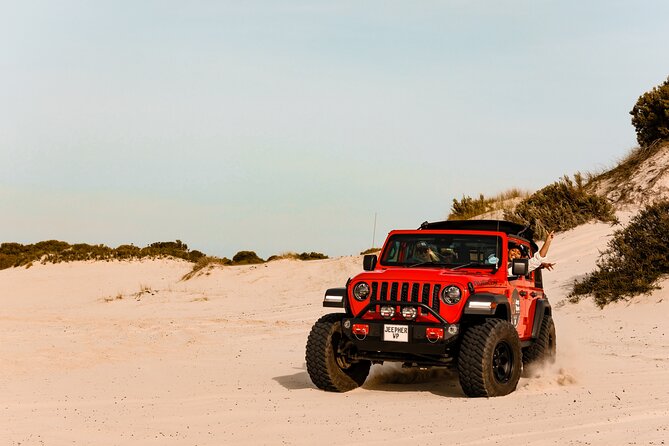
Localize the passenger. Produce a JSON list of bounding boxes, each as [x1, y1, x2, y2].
[[437, 247, 458, 263], [508, 231, 556, 276]]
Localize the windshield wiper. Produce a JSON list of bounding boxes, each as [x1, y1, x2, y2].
[[450, 262, 477, 271], [408, 261, 436, 268]]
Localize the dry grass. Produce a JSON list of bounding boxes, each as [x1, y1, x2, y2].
[[191, 296, 209, 302], [103, 292, 124, 303], [181, 256, 231, 281], [133, 284, 155, 301], [448, 188, 531, 220], [586, 140, 669, 203]]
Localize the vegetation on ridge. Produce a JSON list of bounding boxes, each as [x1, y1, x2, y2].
[[0, 241, 329, 274], [586, 140, 669, 203], [181, 250, 329, 280], [267, 252, 329, 261], [569, 200, 669, 307], [448, 189, 529, 221], [503, 174, 617, 240], [0, 240, 205, 270]]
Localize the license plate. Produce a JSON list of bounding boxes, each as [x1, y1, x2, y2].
[[383, 324, 409, 342]]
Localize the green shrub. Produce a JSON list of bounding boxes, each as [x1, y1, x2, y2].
[[569, 200, 669, 307], [296, 252, 328, 261], [504, 174, 617, 240], [267, 251, 329, 261], [630, 76, 669, 147], [360, 248, 381, 255], [231, 250, 264, 265], [188, 250, 206, 262], [115, 244, 141, 259]]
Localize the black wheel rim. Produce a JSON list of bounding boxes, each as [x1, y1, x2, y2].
[[492, 341, 514, 384], [332, 330, 352, 370]]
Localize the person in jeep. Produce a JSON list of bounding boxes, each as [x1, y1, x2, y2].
[[411, 241, 440, 263], [508, 230, 556, 275]]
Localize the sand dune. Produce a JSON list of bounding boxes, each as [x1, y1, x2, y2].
[[1, 220, 668, 445]]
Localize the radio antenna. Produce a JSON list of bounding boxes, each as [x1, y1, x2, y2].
[[371, 212, 377, 249]]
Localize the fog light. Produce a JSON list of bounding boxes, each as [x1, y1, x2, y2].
[[401, 306, 417, 320], [447, 325, 459, 335], [380, 306, 395, 319]]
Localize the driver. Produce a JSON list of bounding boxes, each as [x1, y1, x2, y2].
[[412, 241, 440, 263]]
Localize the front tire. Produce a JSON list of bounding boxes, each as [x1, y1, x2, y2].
[[305, 313, 371, 392], [457, 319, 522, 397]]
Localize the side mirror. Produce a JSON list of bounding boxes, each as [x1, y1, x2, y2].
[[363, 254, 377, 271], [511, 258, 529, 276]]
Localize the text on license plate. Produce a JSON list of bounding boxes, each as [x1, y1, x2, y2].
[[383, 324, 409, 342]]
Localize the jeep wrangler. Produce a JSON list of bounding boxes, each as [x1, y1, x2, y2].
[[305, 220, 556, 397]]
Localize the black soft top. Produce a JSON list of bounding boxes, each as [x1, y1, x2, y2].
[[419, 220, 537, 249]]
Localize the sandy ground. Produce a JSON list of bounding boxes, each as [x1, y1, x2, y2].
[[1, 220, 668, 445]]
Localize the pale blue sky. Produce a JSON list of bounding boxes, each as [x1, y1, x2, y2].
[[1, 1, 668, 258]]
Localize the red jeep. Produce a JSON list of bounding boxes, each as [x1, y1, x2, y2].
[[306, 220, 556, 397]]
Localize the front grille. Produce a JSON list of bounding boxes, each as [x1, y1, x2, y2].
[[432, 284, 441, 313], [367, 281, 441, 318]]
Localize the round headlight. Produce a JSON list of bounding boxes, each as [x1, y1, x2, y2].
[[353, 282, 370, 301], [441, 285, 462, 305]]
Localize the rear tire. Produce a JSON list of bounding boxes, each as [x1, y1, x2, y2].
[[523, 315, 556, 367], [305, 313, 371, 392], [457, 319, 522, 397]]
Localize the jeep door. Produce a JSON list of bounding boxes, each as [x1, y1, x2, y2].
[[508, 273, 535, 340]]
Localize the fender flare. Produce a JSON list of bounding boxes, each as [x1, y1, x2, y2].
[[323, 287, 347, 310], [530, 298, 552, 339], [463, 293, 510, 321]]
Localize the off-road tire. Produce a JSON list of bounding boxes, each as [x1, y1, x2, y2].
[[457, 319, 522, 397], [305, 313, 371, 392], [523, 314, 556, 366]]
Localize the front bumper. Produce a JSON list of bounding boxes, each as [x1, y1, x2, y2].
[[341, 318, 459, 356]]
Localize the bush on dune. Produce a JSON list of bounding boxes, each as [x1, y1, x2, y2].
[[630, 76, 669, 147], [267, 251, 329, 261], [231, 250, 264, 265], [504, 174, 617, 240], [569, 200, 669, 307]]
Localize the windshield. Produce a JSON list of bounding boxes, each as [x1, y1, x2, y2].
[[380, 233, 502, 269]]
